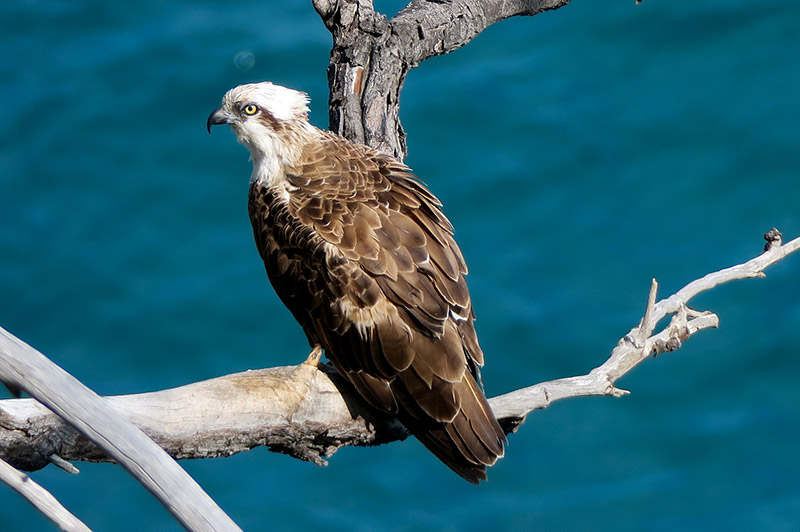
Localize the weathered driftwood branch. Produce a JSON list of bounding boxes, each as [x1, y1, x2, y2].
[[2, 230, 797, 473], [0, 457, 90, 532], [313, 0, 573, 159], [0, 327, 242, 532]]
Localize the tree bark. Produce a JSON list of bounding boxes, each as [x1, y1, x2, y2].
[[313, 0, 572, 159]]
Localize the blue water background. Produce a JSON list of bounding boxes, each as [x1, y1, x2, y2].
[[1, 0, 799, 530]]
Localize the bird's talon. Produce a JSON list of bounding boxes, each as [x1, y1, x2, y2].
[[303, 345, 323, 367]]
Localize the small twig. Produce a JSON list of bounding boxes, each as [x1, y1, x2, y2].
[[641, 278, 659, 331], [0, 457, 91, 532], [627, 278, 659, 348], [49, 454, 80, 475]]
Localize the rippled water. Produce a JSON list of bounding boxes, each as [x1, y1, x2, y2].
[[2, 1, 799, 530]]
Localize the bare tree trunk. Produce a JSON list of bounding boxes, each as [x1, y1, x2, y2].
[[313, 0, 572, 159]]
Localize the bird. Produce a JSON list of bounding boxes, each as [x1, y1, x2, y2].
[[207, 81, 505, 483]]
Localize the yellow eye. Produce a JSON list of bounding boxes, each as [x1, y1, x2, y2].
[[242, 104, 259, 116]]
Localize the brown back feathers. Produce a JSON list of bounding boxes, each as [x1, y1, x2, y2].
[[248, 131, 505, 483]]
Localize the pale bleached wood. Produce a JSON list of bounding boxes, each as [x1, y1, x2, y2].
[[491, 230, 799, 418], [0, 362, 406, 471], [2, 231, 797, 471], [0, 328, 242, 532], [0, 457, 91, 532]]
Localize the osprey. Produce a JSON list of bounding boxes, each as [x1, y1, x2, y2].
[[207, 82, 505, 483]]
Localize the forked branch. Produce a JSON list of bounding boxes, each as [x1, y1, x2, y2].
[[491, 229, 798, 422], [313, 0, 575, 158]]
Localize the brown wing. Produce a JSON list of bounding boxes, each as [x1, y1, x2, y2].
[[248, 133, 505, 483]]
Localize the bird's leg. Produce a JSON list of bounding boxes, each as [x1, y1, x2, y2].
[[302, 344, 323, 368]]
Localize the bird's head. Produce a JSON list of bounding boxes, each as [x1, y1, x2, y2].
[[207, 82, 314, 169]]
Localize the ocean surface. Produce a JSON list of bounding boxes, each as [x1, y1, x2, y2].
[[1, 1, 799, 530]]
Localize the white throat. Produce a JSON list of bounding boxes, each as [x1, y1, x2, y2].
[[242, 120, 320, 188], [247, 139, 285, 186]]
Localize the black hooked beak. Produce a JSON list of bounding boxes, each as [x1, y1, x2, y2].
[[206, 108, 228, 134]]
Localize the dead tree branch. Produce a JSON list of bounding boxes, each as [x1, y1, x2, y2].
[[2, 231, 796, 471], [0, 327, 242, 532], [0, 457, 90, 532]]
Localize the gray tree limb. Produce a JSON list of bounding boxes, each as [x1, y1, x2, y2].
[[0, 328, 242, 532], [2, 231, 796, 473], [0, 457, 90, 532], [312, 0, 573, 159]]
